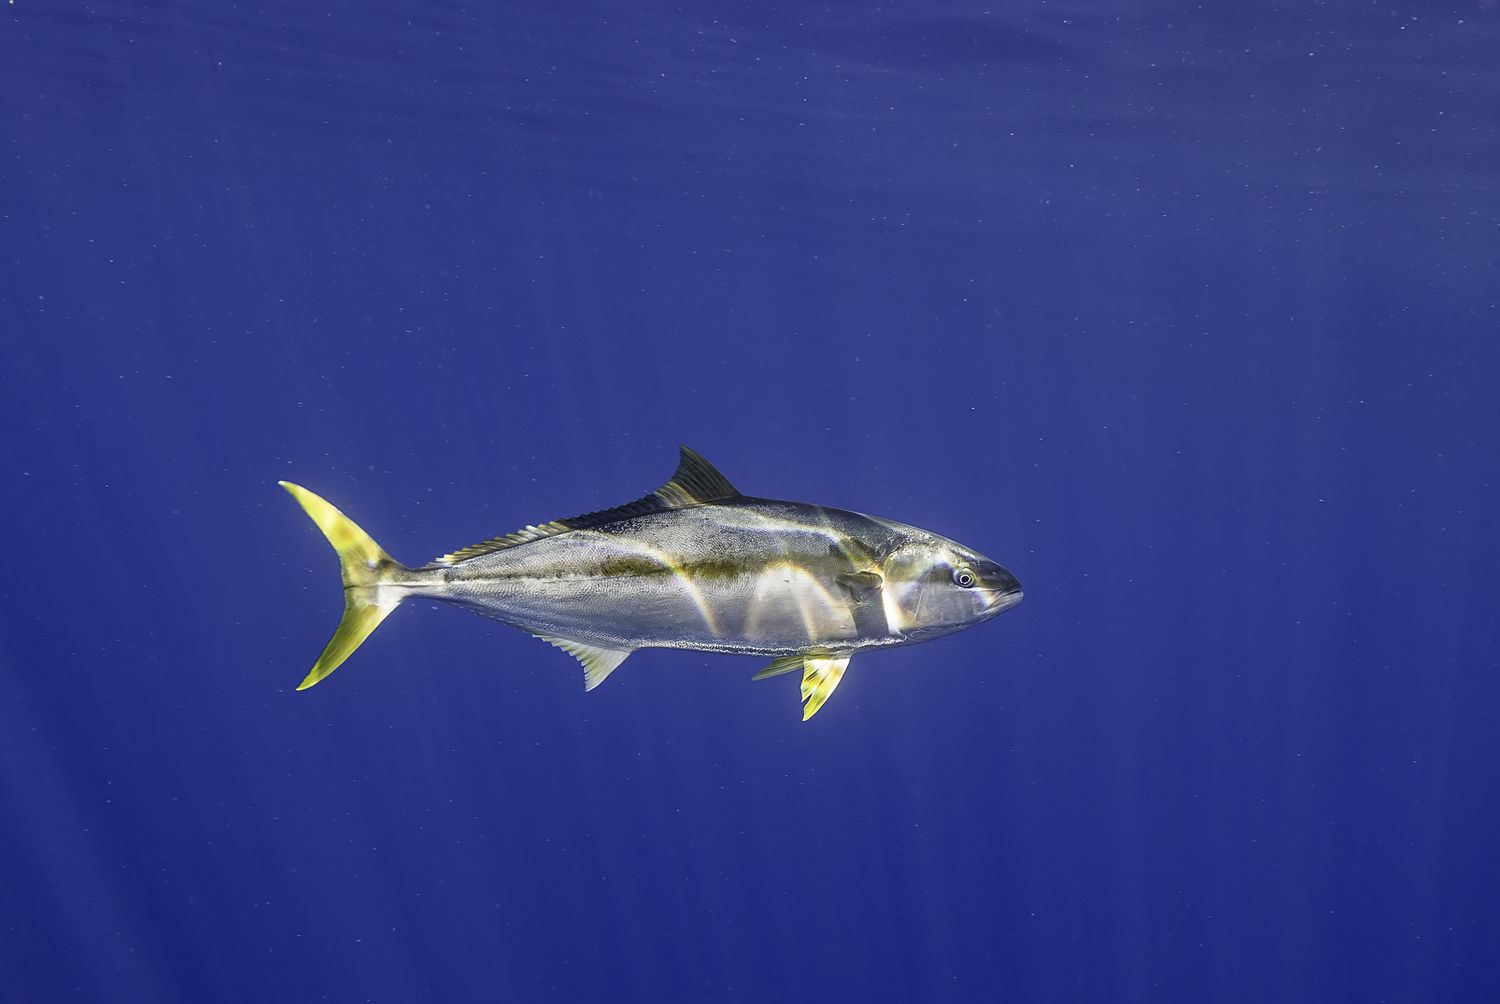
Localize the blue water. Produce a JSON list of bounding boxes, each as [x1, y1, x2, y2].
[[4, 2, 1498, 1000]]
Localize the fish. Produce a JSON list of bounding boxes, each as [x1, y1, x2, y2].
[[279, 446, 1022, 720]]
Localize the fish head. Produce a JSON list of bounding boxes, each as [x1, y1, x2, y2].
[[879, 532, 1023, 639]]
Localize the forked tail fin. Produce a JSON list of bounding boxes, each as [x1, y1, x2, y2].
[[279, 481, 408, 690]]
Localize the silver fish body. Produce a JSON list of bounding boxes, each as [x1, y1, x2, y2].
[[432, 499, 1018, 654], [281, 447, 1022, 719]]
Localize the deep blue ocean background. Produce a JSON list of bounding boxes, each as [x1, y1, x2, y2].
[[4, 2, 1498, 1000]]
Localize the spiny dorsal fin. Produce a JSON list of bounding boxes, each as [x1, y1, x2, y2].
[[539, 635, 634, 690], [431, 446, 740, 566]]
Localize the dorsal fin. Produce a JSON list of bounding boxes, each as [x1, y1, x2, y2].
[[649, 444, 740, 508], [431, 446, 740, 566]]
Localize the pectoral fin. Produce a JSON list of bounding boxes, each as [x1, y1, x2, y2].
[[800, 655, 851, 721], [751, 655, 803, 681], [539, 636, 634, 690], [837, 570, 890, 638], [836, 571, 883, 602]]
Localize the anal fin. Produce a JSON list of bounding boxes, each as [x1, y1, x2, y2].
[[800, 655, 851, 721], [540, 636, 634, 690]]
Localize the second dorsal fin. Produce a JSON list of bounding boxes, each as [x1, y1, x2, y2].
[[431, 446, 741, 566], [649, 444, 740, 507]]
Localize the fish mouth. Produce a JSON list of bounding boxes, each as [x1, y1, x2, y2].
[[975, 563, 1022, 615], [981, 586, 1024, 615]]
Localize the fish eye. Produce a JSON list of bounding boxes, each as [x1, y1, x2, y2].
[[953, 568, 976, 588]]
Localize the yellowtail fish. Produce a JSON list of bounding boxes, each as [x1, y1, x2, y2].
[[280, 447, 1022, 719]]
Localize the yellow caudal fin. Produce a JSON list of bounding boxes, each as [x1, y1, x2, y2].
[[279, 481, 408, 690]]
